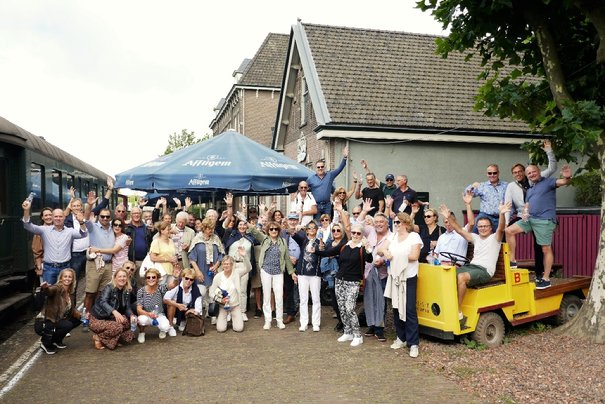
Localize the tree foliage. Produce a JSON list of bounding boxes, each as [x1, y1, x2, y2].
[[163, 129, 209, 155], [417, 0, 605, 171]]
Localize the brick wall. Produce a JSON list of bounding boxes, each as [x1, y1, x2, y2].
[[242, 88, 279, 148]]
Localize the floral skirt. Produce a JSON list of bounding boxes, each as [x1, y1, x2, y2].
[[89, 315, 134, 350]]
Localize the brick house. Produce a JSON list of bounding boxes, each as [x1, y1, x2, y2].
[[272, 21, 576, 215], [210, 33, 289, 148]]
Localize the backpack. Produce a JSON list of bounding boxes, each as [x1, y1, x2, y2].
[[182, 312, 205, 337]]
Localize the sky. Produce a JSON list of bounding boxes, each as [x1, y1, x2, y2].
[[0, 0, 445, 177]]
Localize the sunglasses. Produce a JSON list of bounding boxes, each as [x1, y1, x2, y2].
[[99, 215, 111, 219], [338, 191, 346, 194], [321, 218, 330, 222], [184, 277, 195, 281], [352, 212, 360, 216], [386, 178, 394, 181], [124, 266, 134, 270], [424, 215, 434, 219], [316, 165, 325, 169], [269, 227, 279, 231], [487, 171, 498, 175], [299, 186, 308, 190], [332, 228, 342, 233], [146, 276, 157, 280], [116, 210, 125, 213], [351, 231, 362, 235], [113, 223, 123, 227], [393, 220, 401, 224]]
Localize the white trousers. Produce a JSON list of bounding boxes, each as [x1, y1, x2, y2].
[[239, 272, 249, 314], [137, 314, 171, 332], [216, 306, 244, 332], [298, 275, 321, 328], [261, 270, 283, 323]]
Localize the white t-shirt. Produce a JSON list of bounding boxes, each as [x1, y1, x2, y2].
[[470, 233, 501, 276], [388, 232, 423, 279], [290, 192, 317, 227]]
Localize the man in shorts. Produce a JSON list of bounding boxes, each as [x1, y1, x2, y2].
[[439, 201, 510, 326], [505, 164, 573, 289]]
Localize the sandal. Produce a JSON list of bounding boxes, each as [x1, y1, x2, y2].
[[92, 334, 105, 350]]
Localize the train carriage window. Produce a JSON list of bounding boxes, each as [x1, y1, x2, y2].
[[30, 163, 44, 211], [51, 170, 62, 208], [83, 180, 90, 196], [0, 159, 6, 214]]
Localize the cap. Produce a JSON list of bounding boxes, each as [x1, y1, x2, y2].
[[287, 212, 299, 220], [385, 174, 395, 181]]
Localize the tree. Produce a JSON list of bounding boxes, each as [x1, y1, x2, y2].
[[163, 129, 210, 155], [417, 0, 605, 342]]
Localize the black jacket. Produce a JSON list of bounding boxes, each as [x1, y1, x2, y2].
[[91, 284, 133, 319]]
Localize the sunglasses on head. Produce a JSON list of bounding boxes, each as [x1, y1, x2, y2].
[[146, 276, 157, 280], [99, 215, 110, 219]]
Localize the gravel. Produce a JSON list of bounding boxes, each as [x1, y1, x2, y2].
[[415, 327, 605, 403]]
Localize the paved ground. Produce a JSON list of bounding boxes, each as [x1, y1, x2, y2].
[[0, 304, 478, 403]]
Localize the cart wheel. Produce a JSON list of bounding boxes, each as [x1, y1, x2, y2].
[[471, 312, 505, 348], [555, 294, 582, 325]]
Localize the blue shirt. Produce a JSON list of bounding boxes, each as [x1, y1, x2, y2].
[[465, 180, 508, 216], [23, 220, 87, 263], [86, 221, 115, 262], [306, 157, 347, 203], [527, 177, 557, 221]]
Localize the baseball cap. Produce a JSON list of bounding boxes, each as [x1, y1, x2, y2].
[[385, 174, 395, 181], [287, 212, 299, 220]]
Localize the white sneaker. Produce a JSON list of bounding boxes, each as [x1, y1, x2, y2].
[[137, 332, 145, 344], [350, 336, 363, 347], [337, 333, 354, 342], [227, 313, 232, 322], [158, 331, 166, 339], [178, 321, 185, 332], [263, 322, 271, 330], [276, 321, 286, 330], [299, 325, 307, 332], [242, 313, 248, 322], [211, 316, 217, 325], [409, 345, 419, 358], [312, 326, 320, 332], [168, 327, 177, 337], [390, 338, 405, 349]]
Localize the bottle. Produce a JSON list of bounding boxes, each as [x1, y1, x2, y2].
[[220, 287, 231, 311], [317, 229, 324, 241], [25, 192, 36, 203], [130, 316, 138, 332], [433, 256, 441, 266], [81, 307, 89, 331], [152, 305, 159, 326], [522, 203, 530, 222]]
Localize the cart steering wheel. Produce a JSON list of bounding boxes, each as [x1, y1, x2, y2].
[[440, 252, 470, 267]]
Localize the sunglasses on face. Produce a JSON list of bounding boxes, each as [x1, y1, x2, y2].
[[487, 172, 498, 175], [393, 220, 401, 224], [184, 277, 195, 281], [321, 218, 330, 222], [316, 165, 325, 169], [351, 231, 362, 236], [338, 191, 346, 195], [113, 223, 123, 227], [269, 227, 279, 231], [424, 215, 434, 219], [352, 212, 360, 216], [332, 228, 341, 233], [99, 215, 110, 219], [146, 276, 157, 280], [124, 266, 134, 270], [299, 186, 308, 190]]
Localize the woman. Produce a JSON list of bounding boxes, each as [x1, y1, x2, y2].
[[90, 219, 129, 274], [209, 252, 251, 332], [89, 268, 137, 350], [271, 210, 284, 223], [164, 268, 203, 330], [150, 221, 178, 279], [34, 268, 81, 354], [247, 221, 296, 330], [136, 268, 173, 343], [189, 218, 225, 322], [320, 223, 348, 331], [223, 218, 256, 322], [292, 221, 322, 332], [317, 214, 332, 244], [379, 212, 423, 358], [316, 223, 372, 347], [331, 182, 356, 211], [412, 207, 445, 263]]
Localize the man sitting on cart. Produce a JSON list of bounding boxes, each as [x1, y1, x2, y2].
[[439, 202, 511, 327]]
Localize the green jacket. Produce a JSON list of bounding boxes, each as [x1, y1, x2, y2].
[[247, 227, 295, 275]]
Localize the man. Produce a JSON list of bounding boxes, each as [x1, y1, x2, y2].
[[355, 172, 385, 214], [439, 201, 510, 326], [282, 212, 302, 324], [504, 139, 556, 279], [187, 212, 197, 230], [22, 200, 87, 285], [84, 195, 116, 313], [505, 165, 573, 289], [432, 192, 474, 264], [359, 159, 397, 198], [172, 211, 195, 270], [390, 175, 417, 215], [205, 208, 225, 238], [465, 164, 508, 232], [289, 181, 317, 227], [124, 206, 153, 277], [142, 209, 153, 228], [363, 212, 391, 342], [350, 205, 363, 225], [114, 203, 128, 224], [306, 146, 349, 219]]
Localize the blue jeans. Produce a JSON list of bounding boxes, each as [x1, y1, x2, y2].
[[70, 251, 87, 280], [314, 201, 332, 220], [43, 262, 70, 284], [392, 275, 419, 346]]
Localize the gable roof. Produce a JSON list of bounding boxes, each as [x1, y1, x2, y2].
[[210, 33, 289, 129], [273, 22, 531, 149]]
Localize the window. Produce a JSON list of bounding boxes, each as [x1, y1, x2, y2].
[[0, 159, 6, 215], [30, 163, 44, 211], [65, 174, 75, 205], [51, 170, 62, 208], [300, 77, 308, 127], [83, 180, 90, 197]]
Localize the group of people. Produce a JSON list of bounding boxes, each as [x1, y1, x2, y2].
[[24, 140, 573, 358]]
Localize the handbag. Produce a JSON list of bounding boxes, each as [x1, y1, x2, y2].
[[207, 301, 219, 317], [182, 312, 205, 337]]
